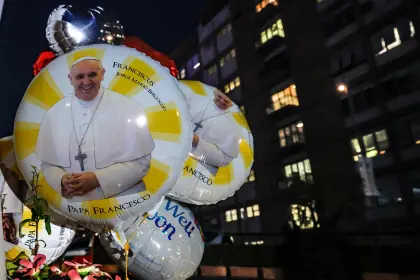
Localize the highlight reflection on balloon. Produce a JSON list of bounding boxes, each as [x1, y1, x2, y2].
[[46, 5, 124, 55], [99, 198, 204, 280]]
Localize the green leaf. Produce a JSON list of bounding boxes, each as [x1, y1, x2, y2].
[[6, 261, 18, 270], [45, 216, 51, 235], [24, 196, 37, 206], [19, 218, 34, 238], [37, 198, 49, 209]]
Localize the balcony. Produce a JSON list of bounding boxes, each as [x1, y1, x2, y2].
[[344, 106, 381, 127], [326, 22, 358, 48], [259, 63, 290, 90], [266, 104, 299, 120], [255, 35, 286, 57], [387, 90, 420, 112], [375, 39, 418, 67], [364, 0, 402, 26]]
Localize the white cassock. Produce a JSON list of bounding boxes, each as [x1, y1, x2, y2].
[[190, 100, 241, 175], [35, 86, 155, 202]]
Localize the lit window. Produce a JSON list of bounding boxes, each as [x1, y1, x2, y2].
[[376, 20, 416, 56], [208, 65, 217, 75], [284, 159, 313, 183], [271, 84, 299, 111], [180, 69, 186, 79], [225, 209, 238, 222], [218, 23, 232, 37], [279, 121, 305, 147], [220, 49, 236, 68], [220, 57, 225, 67], [351, 139, 362, 154], [235, 77, 240, 87], [255, 0, 278, 13], [224, 85, 230, 94], [260, 19, 285, 44], [246, 204, 260, 218], [240, 208, 245, 219], [225, 77, 241, 94], [375, 130, 389, 150], [246, 169, 255, 182], [290, 201, 319, 230], [350, 129, 389, 160]]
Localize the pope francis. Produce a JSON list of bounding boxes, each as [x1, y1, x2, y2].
[[35, 57, 154, 202], [190, 89, 241, 175]]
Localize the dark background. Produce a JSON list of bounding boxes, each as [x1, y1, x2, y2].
[[0, 0, 208, 137]]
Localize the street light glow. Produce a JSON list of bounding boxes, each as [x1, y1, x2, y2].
[[337, 83, 348, 93]]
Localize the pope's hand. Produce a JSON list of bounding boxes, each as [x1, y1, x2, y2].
[[61, 174, 74, 198], [67, 172, 100, 196]]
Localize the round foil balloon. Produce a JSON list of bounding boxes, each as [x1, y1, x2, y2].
[[14, 44, 192, 229], [168, 81, 254, 204], [99, 198, 204, 280], [3, 205, 75, 264], [46, 5, 124, 55]]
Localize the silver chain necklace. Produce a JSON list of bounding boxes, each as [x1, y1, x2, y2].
[[71, 89, 104, 171], [193, 100, 229, 132]]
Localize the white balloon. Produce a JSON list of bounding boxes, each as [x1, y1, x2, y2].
[[169, 80, 254, 205], [4, 206, 76, 264], [100, 198, 204, 280]]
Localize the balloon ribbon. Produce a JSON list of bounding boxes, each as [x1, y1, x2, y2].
[[124, 213, 148, 280]]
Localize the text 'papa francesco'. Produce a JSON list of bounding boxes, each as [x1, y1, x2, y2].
[[147, 200, 204, 242], [66, 194, 151, 215]]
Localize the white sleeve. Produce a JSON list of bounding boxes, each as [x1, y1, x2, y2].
[[41, 162, 67, 194], [94, 154, 151, 198], [193, 137, 233, 167]]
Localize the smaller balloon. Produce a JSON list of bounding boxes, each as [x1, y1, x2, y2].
[[3, 205, 76, 265], [33, 51, 56, 76], [99, 198, 204, 280], [45, 5, 124, 55], [168, 81, 254, 205]]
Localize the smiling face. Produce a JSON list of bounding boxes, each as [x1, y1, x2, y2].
[[213, 89, 233, 111], [68, 59, 105, 101]]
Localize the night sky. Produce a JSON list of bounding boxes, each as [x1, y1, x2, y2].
[[0, 0, 208, 137]]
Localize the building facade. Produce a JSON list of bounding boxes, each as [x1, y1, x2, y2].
[[171, 0, 420, 277]]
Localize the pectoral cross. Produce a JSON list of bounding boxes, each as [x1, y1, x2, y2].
[[75, 148, 87, 171], [194, 121, 203, 132]]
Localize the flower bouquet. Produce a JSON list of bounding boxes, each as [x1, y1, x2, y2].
[[7, 253, 121, 280]]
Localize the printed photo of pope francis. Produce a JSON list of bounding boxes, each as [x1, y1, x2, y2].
[[190, 89, 241, 176], [35, 56, 155, 202]]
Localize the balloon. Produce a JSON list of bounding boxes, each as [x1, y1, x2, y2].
[[14, 44, 192, 230], [124, 36, 178, 78], [3, 205, 76, 265], [1, 137, 76, 264], [33, 51, 56, 76], [168, 81, 254, 205], [99, 198, 204, 280], [46, 5, 124, 55]]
